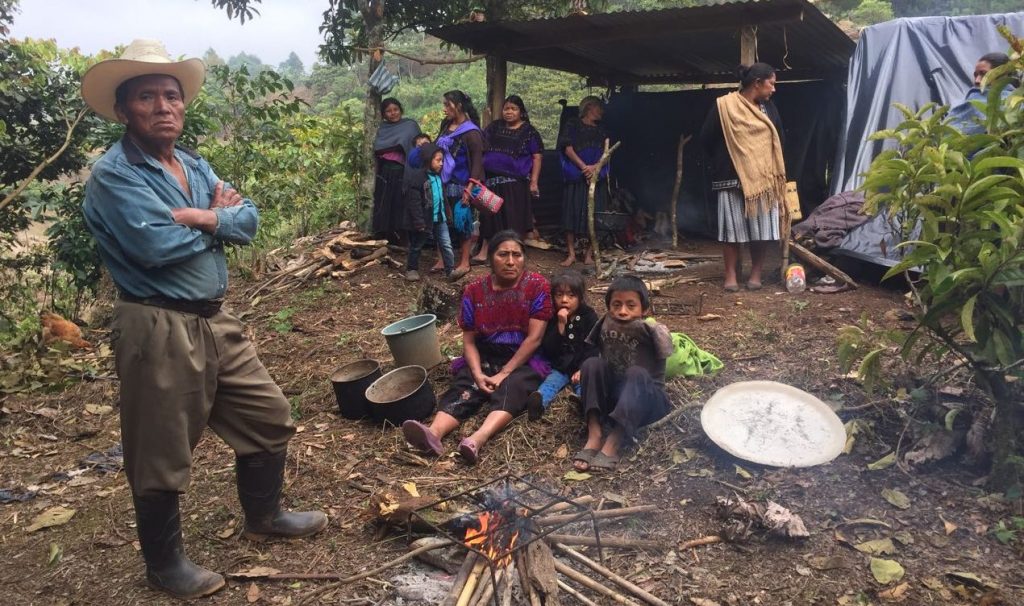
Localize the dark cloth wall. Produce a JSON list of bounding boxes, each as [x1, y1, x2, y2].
[[531, 82, 846, 236]]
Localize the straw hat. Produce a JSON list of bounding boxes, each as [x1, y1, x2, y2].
[[81, 39, 205, 122]]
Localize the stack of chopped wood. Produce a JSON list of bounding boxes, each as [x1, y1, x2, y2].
[[248, 226, 403, 298]]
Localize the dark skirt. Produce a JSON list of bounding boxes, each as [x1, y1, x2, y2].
[[480, 177, 533, 239], [579, 357, 670, 438], [372, 160, 405, 235], [439, 364, 542, 420], [561, 178, 607, 235]]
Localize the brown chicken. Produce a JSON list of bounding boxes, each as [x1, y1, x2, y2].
[[40, 311, 91, 350]]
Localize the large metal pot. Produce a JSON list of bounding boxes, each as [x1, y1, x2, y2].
[[330, 359, 381, 419], [364, 365, 436, 426]]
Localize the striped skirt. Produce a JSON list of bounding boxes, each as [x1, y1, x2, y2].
[[717, 187, 780, 243]]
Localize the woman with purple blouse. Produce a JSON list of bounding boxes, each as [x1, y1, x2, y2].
[[472, 95, 544, 263]]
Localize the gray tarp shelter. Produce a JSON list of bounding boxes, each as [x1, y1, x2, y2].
[[832, 12, 1024, 266], [431, 0, 855, 236]]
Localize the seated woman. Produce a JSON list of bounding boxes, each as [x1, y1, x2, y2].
[[401, 230, 552, 464]]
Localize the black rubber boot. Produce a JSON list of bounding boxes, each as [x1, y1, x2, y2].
[[236, 450, 328, 541], [133, 492, 225, 599]]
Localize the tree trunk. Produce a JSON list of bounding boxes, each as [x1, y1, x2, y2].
[[484, 55, 508, 126], [358, 2, 385, 231], [984, 369, 1024, 490]]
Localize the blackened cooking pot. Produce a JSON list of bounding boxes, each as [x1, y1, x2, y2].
[[330, 359, 382, 419], [364, 365, 436, 425]]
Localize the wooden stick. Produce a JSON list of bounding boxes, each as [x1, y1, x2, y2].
[[789, 240, 858, 289], [456, 561, 486, 606], [530, 495, 595, 517], [536, 505, 657, 526], [266, 538, 453, 582], [669, 134, 692, 249], [470, 566, 504, 606], [543, 534, 664, 550], [554, 543, 670, 606], [557, 579, 600, 606], [780, 202, 792, 282], [410, 537, 460, 574], [587, 139, 623, 273], [441, 551, 479, 606], [679, 535, 723, 550], [514, 552, 542, 606], [553, 560, 642, 606], [499, 562, 515, 606]]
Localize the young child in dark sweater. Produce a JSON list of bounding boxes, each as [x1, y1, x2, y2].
[[526, 270, 598, 420], [574, 275, 673, 472]]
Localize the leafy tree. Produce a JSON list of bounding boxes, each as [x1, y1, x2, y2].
[[278, 51, 305, 80], [227, 51, 267, 73], [859, 27, 1024, 490], [203, 47, 226, 67]]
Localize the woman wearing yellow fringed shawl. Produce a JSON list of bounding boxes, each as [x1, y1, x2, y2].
[[700, 63, 787, 292]]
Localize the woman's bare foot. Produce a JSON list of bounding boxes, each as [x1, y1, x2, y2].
[[453, 264, 471, 273], [430, 262, 443, 273], [560, 256, 575, 267]]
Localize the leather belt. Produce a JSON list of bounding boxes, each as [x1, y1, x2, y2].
[[120, 293, 223, 318]]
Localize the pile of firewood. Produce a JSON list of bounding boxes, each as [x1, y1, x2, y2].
[[247, 224, 403, 298], [418, 497, 671, 606]]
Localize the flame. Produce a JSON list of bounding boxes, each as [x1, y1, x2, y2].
[[463, 510, 520, 566]]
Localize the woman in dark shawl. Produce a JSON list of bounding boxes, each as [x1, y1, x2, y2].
[[373, 97, 421, 243], [472, 95, 544, 263], [558, 96, 610, 267]]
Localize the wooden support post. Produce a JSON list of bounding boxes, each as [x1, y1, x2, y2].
[[740, 25, 757, 66], [669, 134, 692, 249], [485, 55, 508, 126]]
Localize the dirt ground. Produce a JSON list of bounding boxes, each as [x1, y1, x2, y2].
[[1, 236, 1021, 606]]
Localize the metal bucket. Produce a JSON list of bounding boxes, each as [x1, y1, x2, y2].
[[364, 366, 436, 425], [380, 314, 445, 369], [330, 359, 382, 419]]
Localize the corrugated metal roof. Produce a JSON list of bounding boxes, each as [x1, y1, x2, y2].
[[431, 0, 854, 85]]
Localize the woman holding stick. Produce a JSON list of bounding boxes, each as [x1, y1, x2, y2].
[[558, 96, 610, 267], [700, 63, 786, 292]]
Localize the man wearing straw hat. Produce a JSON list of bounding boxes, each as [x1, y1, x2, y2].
[[81, 40, 327, 599]]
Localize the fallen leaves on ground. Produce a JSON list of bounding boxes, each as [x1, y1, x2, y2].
[[881, 488, 911, 510], [228, 566, 282, 579], [563, 470, 591, 482], [855, 538, 897, 556], [25, 506, 76, 532], [246, 582, 261, 603], [870, 557, 906, 584], [867, 452, 897, 470], [879, 581, 910, 601]]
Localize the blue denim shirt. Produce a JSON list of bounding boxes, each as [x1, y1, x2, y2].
[[83, 136, 258, 300]]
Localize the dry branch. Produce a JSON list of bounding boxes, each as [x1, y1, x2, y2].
[[554, 543, 670, 606], [669, 134, 693, 249], [679, 535, 724, 550], [544, 534, 664, 550], [553, 560, 641, 606], [530, 495, 595, 516], [789, 240, 858, 289], [410, 537, 460, 574], [442, 552, 480, 606], [586, 139, 623, 272], [536, 505, 657, 527], [557, 579, 600, 606]]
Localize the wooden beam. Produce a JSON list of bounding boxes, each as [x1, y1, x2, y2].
[[480, 4, 805, 53], [740, 25, 757, 66]]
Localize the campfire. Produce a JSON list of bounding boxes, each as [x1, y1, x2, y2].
[[408, 474, 670, 606]]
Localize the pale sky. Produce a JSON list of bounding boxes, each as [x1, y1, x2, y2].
[[9, 0, 327, 71]]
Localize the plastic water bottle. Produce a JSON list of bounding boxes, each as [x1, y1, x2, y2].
[[785, 264, 806, 293]]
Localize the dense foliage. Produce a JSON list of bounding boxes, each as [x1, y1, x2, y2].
[[856, 27, 1023, 488]]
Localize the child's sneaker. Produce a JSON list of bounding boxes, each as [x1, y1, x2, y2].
[[526, 391, 544, 421], [405, 270, 421, 282]]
